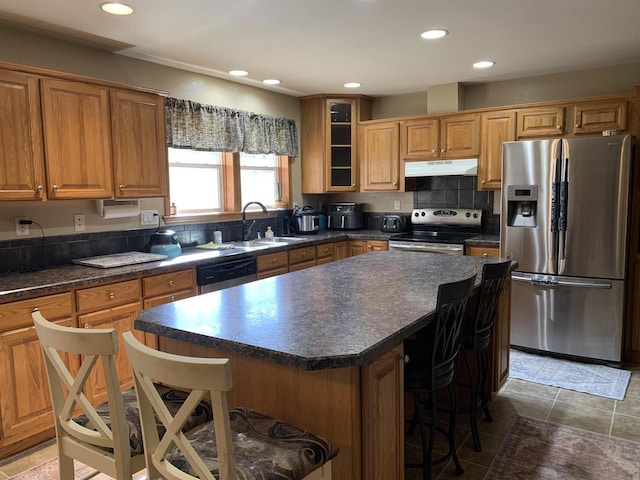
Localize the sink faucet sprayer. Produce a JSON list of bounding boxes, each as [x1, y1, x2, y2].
[[242, 201, 268, 241]]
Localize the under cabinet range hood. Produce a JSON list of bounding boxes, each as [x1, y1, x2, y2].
[[405, 158, 478, 177]]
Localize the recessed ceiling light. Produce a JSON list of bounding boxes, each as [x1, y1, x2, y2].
[[262, 79, 281, 85], [420, 29, 448, 40], [344, 82, 362, 89], [229, 70, 249, 77], [99, 2, 133, 15], [473, 60, 495, 69]]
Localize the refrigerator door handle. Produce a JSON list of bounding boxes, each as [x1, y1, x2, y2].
[[511, 273, 611, 289], [557, 142, 569, 273]]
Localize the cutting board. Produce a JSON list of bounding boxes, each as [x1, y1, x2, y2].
[[72, 251, 168, 268]]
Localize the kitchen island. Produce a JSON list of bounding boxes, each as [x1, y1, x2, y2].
[[135, 251, 506, 480]]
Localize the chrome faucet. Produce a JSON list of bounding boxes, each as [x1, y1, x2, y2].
[[242, 201, 268, 241]]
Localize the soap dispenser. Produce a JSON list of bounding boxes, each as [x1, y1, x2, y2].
[[265, 226, 275, 241]]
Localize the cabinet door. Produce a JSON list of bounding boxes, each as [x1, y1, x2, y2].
[[570, 100, 627, 135], [400, 118, 439, 160], [40, 78, 113, 199], [440, 114, 480, 158], [78, 302, 143, 405], [349, 240, 367, 257], [362, 344, 403, 480], [478, 111, 516, 190], [0, 318, 73, 444], [516, 107, 564, 138], [0, 70, 46, 201], [334, 241, 348, 260], [367, 240, 388, 253], [361, 122, 400, 192], [111, 89, 168, 198], [326, 99, 358, 191]]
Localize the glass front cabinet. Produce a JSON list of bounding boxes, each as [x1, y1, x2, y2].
[[300, 95, 372, 193]]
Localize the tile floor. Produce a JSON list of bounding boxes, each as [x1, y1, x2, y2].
[[1, 363, 639, 480]]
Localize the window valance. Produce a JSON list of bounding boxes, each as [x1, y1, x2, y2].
[[165, 97, 298, 157]]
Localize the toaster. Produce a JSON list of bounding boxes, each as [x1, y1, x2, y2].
[[381, 214, 410, 233]]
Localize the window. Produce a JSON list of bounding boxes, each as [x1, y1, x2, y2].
[[168, 148, 223, 214], [240, 153, 280, 207]]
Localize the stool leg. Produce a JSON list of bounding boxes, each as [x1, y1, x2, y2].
[[448, 382, 464, 476], [478, 349, 493, 423], [411, 391, 433, 480], [463, 351, 482, 452]]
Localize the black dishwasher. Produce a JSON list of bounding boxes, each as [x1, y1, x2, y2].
[[197, 257, 257, 294]]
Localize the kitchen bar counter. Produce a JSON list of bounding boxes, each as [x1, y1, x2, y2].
[[135, 251, 496, 370], [140, 251, 506, 480]]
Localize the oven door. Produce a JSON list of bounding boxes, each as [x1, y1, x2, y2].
[[388, 240, 464, 255]]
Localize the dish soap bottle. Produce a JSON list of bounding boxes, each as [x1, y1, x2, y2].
[[265, 226, 275, 241]]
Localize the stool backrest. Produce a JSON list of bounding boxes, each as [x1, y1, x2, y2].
[[32, 309, 140, 479], [470, 259, 512, 350], [122, 331, 235, 480]]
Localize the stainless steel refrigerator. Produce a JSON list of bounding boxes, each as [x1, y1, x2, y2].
[[500, 134, 632, 363]]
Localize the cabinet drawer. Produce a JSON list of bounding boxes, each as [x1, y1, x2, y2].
[[257, 251, 288, 272], [289, 259, 316, 272], [76, 279, 141, 313], [466, 246, 500, 258], [0, 292, 73, 332], [316, 243, 334, 259], [143, 290, 195, 309], [289, 246, 316, 265], [257, 266, 289, 280], [142, 269, 195, 298]]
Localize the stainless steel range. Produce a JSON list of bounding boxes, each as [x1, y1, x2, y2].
[[388, 208, 482, 255]]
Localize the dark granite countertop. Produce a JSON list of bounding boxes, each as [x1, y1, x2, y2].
[[135, 251, 503, 371], [0, 231, 394, 302], [465, 235, 500, 247]]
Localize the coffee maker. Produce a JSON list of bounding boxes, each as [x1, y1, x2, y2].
[[327, 202, 364, 230]]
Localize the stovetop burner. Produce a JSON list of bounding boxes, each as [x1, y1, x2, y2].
[[390, 208, 483, 245]]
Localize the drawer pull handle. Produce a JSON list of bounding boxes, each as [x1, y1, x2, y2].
[[302, 252, 306, 257], [272, 258, 278, 263], [324, 248, 329, 253], [170, 295, 176, 301], [108, 292, 116, 299], [168, 280, 174, 287], [483, 253, 488, 257]]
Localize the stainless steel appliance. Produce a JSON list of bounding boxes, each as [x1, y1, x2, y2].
[[327, 202, 364, 230], [381, 214, 410, 233], [197, 257, 257, 294], [501, 134, 632, 363], [291, 206, 319, 234], [388, 208, 482, 255]]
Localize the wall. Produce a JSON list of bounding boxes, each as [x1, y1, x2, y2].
[[0, 24, 301, 240]]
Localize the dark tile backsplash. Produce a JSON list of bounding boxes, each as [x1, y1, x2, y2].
[[0, 211, 290, 275]]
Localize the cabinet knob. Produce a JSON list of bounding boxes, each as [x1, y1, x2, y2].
[[37, 185, 43, 192], [53, 185, 58, 191], [368, 245, 373, 249], [272, 257, 278, 263], [441, 148, 445, 154], [302, 252, 306, 257], [119, 184, 125, 190], [351, 184, 356, 187], [575, 123, 580, 128], [83, 323, 90, 329], [108, 292, 116, 299], [404, 355, 410, 364], [324, 248, 329, 253], [392, 182, 397, 186], [168, 280, 174, 287], [170, 295, 176, 301], [483, 253, 488, 257], [556, 125, 561, 129], [481, 180, 486, 184]]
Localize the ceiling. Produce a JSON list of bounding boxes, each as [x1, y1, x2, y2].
[[1, 0, 640, 98]]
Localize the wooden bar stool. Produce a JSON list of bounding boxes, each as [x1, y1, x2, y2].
[[122, 331, 338, 480], [403, 269, 477, 480]]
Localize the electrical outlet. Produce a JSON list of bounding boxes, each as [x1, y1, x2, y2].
[[141, 210, 159, 226], [74, 213, 85, 232], [15, 217, 29, 236], [394, 199, 401, 211]]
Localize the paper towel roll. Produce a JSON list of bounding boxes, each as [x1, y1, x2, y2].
[[96, 199, 141, 219]]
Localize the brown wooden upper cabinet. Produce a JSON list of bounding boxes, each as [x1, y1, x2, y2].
[[360, 121, 400, 191], [569, 100, 627, 135], [111, 89, 168, 198], [0, 69, 46, 201], [516, 106, 564, 138], [478, 110, 516, 191], [300, 95, 373, 193], [400, 114, 480, 161], [41, 78, 114, 199]]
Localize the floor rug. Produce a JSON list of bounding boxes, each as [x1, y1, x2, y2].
[[509, 348, 631, 400], [485, 416, 640, 479], [8, 458, 147, 479]]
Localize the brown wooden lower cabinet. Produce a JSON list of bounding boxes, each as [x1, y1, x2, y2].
[[159, 337, 404, 480], [349, 240, 388, 256], [315, 243, 335, 265], [288, 246, 316, 272], [257, 251, 289, 279], [334, 241, 348, 260]]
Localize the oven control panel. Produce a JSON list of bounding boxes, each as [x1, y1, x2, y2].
[[411, 208, 482, 226]]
